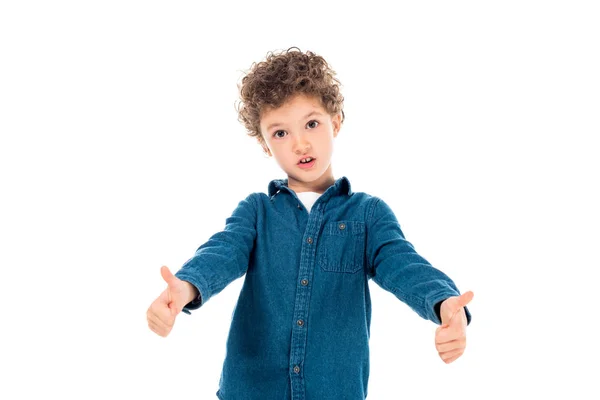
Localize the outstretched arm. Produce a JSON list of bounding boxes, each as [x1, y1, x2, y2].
[[175, 193, 258, 312], [366, 197, 472, 324]]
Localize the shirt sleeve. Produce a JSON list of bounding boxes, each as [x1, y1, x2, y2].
[[175, 193, 258, 313], [366, 197, 471, 325]]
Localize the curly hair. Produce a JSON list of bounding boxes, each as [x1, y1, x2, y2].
[[236, 47, 345, 154]]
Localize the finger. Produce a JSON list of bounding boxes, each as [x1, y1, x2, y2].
[[435, 338, 466, 353], [441, 291, 474, 324], [148, 319, 162, 335], [151, 311, 174, 331], [444, 354, 462, 364], [443, 308, 459, 327], [440, 348, 464, 364], [147, 307, 175, 330], [160, 265, 177, 287], [156, 288, 180, 318], [148, 320, 170, 337], [440, 299, 460, 325], [448, 307, 468, 329], [440, 347, 464, 361], [456, 291, 474, 310], [442, 304, 469, 332], [435, 325, 462, 344]]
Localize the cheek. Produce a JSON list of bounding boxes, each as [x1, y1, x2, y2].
[[318, 131, 334, 148], [320, 125, 335, 139]]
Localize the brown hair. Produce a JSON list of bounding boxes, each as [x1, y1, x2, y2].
[[236, 47, 345, 154]]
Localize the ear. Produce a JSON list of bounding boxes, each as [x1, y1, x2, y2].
[[260, 139, 272, 157], [332, 113, 342, 138]]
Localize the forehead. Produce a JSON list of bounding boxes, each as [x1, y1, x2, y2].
[[260, 93, 324, 121]]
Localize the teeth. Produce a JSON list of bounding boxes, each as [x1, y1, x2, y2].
[[300, 157, 313, 163]]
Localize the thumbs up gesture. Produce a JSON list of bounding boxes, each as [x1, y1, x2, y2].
[[146, 266, 198, 337], [434, 291, 474, 364]]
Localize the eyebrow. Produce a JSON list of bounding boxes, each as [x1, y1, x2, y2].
[[266, 111, 324, 132]]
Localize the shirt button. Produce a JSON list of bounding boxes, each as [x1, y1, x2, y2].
[[307, 237, 313, 244], [293, 365, 300, 374], [339, 223, 346, 230], [301, 279, 308, 286], [297, 204, 302, 209], [297, 319, 304, 326]]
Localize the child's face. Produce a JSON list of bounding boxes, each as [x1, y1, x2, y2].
[[259, 93, 341, 193]]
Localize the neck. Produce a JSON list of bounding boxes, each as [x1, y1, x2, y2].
[[288, 164, 335, 194]]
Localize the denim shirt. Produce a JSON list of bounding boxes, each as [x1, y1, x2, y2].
[[175, 176, 471, 400]]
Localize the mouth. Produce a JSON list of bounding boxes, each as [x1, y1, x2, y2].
[[297, 156, 315, 165], [297, 157, 316, 169]]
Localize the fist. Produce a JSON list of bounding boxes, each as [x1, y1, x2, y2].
[[146, 266, 195, 337], [434, 290, 473, 364]]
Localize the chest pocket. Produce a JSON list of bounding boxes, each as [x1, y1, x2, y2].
[[318, 220, 366, 274]]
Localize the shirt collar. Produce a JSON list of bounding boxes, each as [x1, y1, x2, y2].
[[268, 175, 352, 198]]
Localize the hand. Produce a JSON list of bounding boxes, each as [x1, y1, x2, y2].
[[434, 290, 474, 364], [146, 266, 196, 337]]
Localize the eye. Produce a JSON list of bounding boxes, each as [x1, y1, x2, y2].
[[306, 120, 319, 129], [273, 130, 287, 138]]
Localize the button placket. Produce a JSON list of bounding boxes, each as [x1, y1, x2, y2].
[[290, 204, 321, 398]]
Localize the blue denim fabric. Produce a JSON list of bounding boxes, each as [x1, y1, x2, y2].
[[175, 176, 471, 400]]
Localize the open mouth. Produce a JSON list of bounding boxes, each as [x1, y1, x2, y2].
[[298, 158, 316, 168]]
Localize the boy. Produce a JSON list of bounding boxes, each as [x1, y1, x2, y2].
[[147, 47, 473, 400]]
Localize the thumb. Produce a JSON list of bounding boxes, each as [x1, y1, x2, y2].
[[455, 290, 474, 311], [160, 265, 178, 287], [440, 291, 474, 326]]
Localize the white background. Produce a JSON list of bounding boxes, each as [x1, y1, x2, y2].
[[1, 1, 598, 399]]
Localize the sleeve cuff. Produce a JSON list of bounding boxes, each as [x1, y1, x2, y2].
[[183, 290, 203, 313], [174, 271, 208, 315]]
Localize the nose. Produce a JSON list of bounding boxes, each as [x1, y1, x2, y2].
[[293, 133, 311, 154]]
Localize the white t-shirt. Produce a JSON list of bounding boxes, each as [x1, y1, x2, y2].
[[295, 191, 322, 213]]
